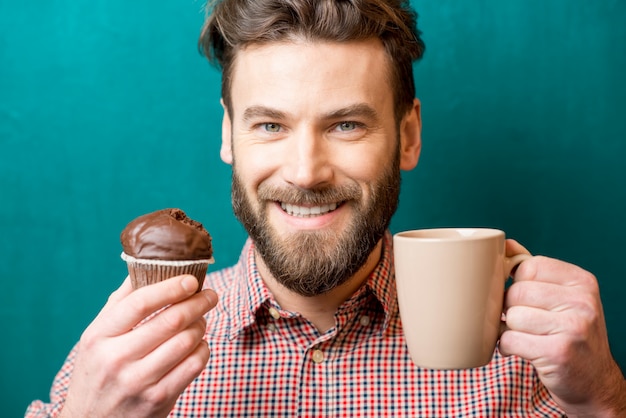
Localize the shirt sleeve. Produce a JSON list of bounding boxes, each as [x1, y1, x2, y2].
[[24, 344, 78, 418]]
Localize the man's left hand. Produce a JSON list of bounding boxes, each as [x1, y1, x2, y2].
[[499, 240, 626, 417]]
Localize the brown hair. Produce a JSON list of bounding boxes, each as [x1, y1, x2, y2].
[[198, 0, 425, 123]]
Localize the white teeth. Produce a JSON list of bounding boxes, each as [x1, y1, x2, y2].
[[280, 202, 338, 217]]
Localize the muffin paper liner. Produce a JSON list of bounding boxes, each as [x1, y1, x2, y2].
[[121, 252, 214, 291]]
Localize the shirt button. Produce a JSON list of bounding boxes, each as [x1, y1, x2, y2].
[[359, 315, 371, 326], [267, 323, 277, 333], [312, 349, 325, 364], [268, 307, 280, 320]]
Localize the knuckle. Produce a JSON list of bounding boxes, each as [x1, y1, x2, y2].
[[128, 296, 152, 318], [582, 292, 600, 313], [565, 315, 589, 338], [79, 327, 114, 357], [506, 281, 528, 304], [193, 320, 208, 340], [79, 327, 98, 349], [107, 355, 129, 376], [158, 309, 188, 333], [186, 351, 209, 376], [195, 318, 208, 335], [573, 303, 600, 336], [184, 344, 211, 377], [106, 290, 119, 305], [549, 339, 571, 367], [574, 293, 600, 321], [519, 255, 542, 277], [198, 315, 208, 330], [144, 384, 172, 407], [117, 366, 141, 389], [174, 329, 203, 354], [96, 345, 131, 379], [580, 271, 599, 291], [513, 259, 533, 278]]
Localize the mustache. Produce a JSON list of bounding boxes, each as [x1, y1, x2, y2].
[[257, 183, 362, 205]]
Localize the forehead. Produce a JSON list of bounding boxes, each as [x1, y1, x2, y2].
[[228, 39, 394, 118]]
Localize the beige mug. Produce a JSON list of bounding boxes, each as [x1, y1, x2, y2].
[[393, 228, 530, 369]]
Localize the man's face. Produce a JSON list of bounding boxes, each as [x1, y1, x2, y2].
[[222, 39, 420, 296]]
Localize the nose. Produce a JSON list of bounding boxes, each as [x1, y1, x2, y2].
[[281, 128, 333, 189]]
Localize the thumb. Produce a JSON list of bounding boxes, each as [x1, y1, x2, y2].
[[505, 239, 531, 258]]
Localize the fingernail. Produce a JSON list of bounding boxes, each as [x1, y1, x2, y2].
[[181, 275, 198, 293]]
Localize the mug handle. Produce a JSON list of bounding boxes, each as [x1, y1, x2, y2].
[[504, 253, 532, 279]]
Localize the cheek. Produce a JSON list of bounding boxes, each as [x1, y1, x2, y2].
[[350, 146, 399, 201], [337, 144, 395, 182], [232, 146, 277, 193]]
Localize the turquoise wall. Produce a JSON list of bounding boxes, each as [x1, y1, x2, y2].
[[1, 1, 625, 415]]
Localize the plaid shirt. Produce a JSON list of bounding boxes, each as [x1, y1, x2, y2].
[[27, 232, 565, 417]]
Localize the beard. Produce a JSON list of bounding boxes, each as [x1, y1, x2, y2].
[[231, 148, 401, 297]]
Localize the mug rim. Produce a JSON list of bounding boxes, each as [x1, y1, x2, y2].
[[393, 227, 504, 242]]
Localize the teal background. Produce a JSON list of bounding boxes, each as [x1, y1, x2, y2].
[[1, 0, 624, 415]]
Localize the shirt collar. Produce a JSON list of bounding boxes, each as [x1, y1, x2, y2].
[[227, 231, 398, 339], [363, 231, 398, 331]]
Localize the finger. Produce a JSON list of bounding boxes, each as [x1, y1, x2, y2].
[[110, 276, 134, 302], [505, 239, 531, 258], [95, 275, 208, 336], [94, 276, 134, 319], [498, 329, 563, 363], [512, 255, 598, 288], [505, 306, 566, 335], [144, 337, 211, 404], [499, 318, 509, 337], [505, 280, 576, 311], [122, 289, 217, 354], [136, 318, 208, 384]]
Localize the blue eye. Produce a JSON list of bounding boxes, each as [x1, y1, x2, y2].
[[263, 123, 281, 132], [337, 121, 357, 131]]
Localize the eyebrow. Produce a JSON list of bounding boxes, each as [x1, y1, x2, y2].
[[242, 106, 286, 123], [323, 103, 380, 122], [241, 103, 380, 123]]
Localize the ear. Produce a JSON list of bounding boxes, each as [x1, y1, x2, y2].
[[399, 98, 422, 171], [220, 99, 233, 165]]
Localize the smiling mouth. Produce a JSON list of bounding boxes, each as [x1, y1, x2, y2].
[[280, 202, 340, 217]]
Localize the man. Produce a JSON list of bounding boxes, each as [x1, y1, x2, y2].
[[27, 0, 626, 416]]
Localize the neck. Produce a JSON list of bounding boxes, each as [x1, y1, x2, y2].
[[256, 240, 383, 333]]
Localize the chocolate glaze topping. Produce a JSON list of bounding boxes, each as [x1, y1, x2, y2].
[[121, 208, 213, 260]]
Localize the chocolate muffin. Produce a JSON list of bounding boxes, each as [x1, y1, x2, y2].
[[120, 208, 214, 290]]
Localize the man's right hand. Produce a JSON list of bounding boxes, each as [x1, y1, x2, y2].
[[59, 274, 218, 418]]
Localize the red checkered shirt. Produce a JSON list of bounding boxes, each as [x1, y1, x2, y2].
[[27, 232, 565, 417]]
